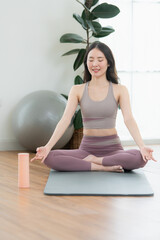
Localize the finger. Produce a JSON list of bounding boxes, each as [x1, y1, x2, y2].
[[31, 155, 42, 162], [41, 156, 46, 163], [36, 156, 44, 160], [30, 157, 36, 162], [147, 147, 153, 150], [152, 156, 157, 162], [148, 153, 157, 162], [146, 156, 156, 162], [149, 150, 153, 154], [36, 147, 40, 152], [143, 157, 147, 162]]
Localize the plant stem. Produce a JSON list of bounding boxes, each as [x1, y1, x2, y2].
[[76, 0, 90, 12], [86, 28, 90, 50]]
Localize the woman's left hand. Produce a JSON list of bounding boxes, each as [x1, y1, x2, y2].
[[140, 146, 157, 162]]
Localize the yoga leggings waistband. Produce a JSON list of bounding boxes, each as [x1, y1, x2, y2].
[[79, 134, 124, 157]]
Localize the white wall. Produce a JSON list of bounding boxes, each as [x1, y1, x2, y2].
[[0, 0, 158, 150], [0, 0, 86, 150]]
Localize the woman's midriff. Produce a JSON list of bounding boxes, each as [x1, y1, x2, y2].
[[83, 128, 117, 137]]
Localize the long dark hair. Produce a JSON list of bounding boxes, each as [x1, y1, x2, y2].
[[83, 41, 120, 84]]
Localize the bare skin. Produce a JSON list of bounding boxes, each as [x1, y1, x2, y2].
[[83, 155, 124, 173], [91, 163, 124, 173]]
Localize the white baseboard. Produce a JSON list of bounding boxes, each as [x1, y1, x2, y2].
[[0, 139, 26, 151], [121, 139, 160, 146]]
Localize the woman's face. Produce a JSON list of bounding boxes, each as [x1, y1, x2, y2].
[[87, 48, 109, 78]]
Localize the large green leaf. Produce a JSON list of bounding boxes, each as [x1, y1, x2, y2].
[[73, 13, 87, 30], [93, 26, 115, 38], [60, 33, 86, 43], [81, 9, 97, 21], [91, 3, 120, 18], [73, 49, 86, 71], [91, 0, 99, 8], [92, 21, 102, 33], [74, 75, 83, 85], [62, 49, 81, 56], [74, 109, 83, 130], [86, 20, 97, 34], [81, 9, 87, 21]]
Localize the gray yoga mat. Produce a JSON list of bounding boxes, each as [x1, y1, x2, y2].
[[44, 169, 154, 196]]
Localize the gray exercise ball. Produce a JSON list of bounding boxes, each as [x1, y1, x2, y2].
[[12, 90, 74, 151]]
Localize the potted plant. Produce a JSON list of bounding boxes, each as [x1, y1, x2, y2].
[[60, 0, 120, 148]]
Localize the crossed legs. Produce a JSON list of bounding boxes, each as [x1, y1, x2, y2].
[[84, 149, 147, 170], [44, 148, 147, 172]]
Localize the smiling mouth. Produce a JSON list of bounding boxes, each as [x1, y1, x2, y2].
[[92, 69, 100, 73]]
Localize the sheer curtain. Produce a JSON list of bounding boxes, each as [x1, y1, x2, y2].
[[99, 0, 160, 141]]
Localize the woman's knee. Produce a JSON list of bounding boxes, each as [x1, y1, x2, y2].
[[137, 150, 148, 168], [129, 149, 147, 169], [44, 150, 59, 168]]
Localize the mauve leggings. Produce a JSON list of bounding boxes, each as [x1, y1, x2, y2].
[[44, 134, 147, 171]]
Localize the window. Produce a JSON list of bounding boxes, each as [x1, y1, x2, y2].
[[99, 0, 160, 141]]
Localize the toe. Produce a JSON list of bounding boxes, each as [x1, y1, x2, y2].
[[114, 165, 124, 172]]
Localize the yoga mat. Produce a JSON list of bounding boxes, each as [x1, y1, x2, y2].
[[44, 169, 154, 196]]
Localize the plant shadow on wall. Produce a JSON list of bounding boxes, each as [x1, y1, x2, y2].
[[60, 0, 120, 148]]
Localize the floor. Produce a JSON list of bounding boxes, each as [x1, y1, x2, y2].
[[0, 145, 160, 240]]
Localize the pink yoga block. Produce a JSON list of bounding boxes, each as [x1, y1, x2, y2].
[[18, 153, 30, 188]]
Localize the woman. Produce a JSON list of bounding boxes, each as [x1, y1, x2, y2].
[[31, 41, 156, 172]]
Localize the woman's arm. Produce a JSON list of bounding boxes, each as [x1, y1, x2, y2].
[[45, 85, 80, 150], [119, 85, 145, 149], [119, 85, 157, 162]]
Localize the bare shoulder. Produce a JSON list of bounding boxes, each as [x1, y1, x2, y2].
[[70, 83, 86, 102], [112, 82, 126, 90], [118, 84, 129, 95], [111, 83, 126, 103], [112, 83, 128, 94], [116, 84, 130, 107]]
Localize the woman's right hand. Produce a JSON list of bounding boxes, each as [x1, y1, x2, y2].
[[30, 145, 51, 163]]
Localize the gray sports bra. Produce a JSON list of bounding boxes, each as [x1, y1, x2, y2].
[[79, 81, 118, 129]]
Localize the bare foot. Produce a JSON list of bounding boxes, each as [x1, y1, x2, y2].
[[83, 154, 103, 165], [91, 163, 124, 173]]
